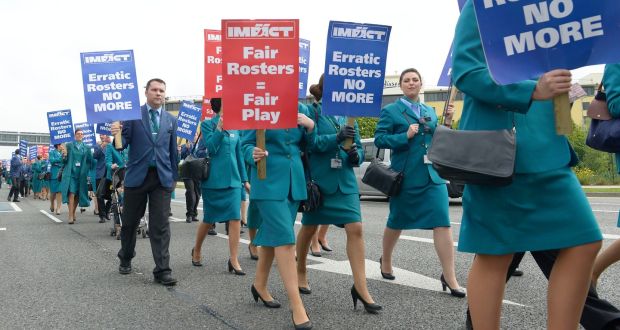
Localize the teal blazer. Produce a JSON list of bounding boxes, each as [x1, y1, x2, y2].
[[105, 144, 126, 180], [60, 142, 94, 206], [453, 0, 573, 174], [374, 98, 445, 188], [304, 102, 363, 195], [241, 104, 315, 201], [49, 149, 63, 179], [201, 115, 247, 189], [603, 63, 620, 171]]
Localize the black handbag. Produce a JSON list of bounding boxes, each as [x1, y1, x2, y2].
[[585, 86, 620, 152], [298, 152, 322, 212], [362, 156, 404, 197], [427, 125, 516, 186], [179, 133, 210, 182], [57, 165, 64, 181]]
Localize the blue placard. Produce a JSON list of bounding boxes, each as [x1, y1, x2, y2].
[[74, 122, 96, 147], [322, 21, 391, 117], [81, 49, 142, 123], [473, 0, 620, 84], [28, 145, 37, 161], [176, 100, 201, 141], [95, 122, 112, 135], [47, 109, 74, 144], [437, 0, 470, 87], [19, 140, 28, 158], [298, 39, 311, 99]]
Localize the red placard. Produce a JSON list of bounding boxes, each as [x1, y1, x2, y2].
[[201, 96, 216, 121], [204, 29, 223, 98], [221, 19, 299, 130]]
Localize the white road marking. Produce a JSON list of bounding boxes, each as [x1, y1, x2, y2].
[[592, 209, 619, 214], [39, 210, 62, 223], [0, 202, 23, 212], [0, 228, 6, 231], [603, 233, 620, 240]]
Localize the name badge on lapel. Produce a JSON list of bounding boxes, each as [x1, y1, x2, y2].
[[331, 158, 342, 169]]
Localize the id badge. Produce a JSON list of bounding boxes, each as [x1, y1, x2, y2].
[[423, 155, 432, 165], [330, 158, 342, 169], [75, 162, 81, 167]]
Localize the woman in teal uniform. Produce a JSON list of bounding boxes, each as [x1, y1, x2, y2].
[[60, 128, 94, 224], [296, 76, 381, 313], [374, 68, 464, 297], [592, 63, 620, 289], [242, 105, 315, 329], [106, 140, 127, 239], [32, 155, 43, 199], [453, 2, 602, 328], [191, 98, 249, 275], [40, 158, 50, 200], [49, 144, 64, 214]]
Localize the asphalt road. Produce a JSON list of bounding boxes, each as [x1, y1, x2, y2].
[[1, 184, 620, 329]]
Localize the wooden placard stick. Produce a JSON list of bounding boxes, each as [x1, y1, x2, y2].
[[257, 129, 267, 179], [443, 86, 459, 127], [553, 92, 572, 135], [342, 117, 356, 150], [113, 121, 123, 150]]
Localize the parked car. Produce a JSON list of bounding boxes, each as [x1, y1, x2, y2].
[[354, 138, 463, 199]]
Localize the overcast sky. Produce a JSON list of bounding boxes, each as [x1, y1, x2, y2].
[[0, 0, 603, 141]]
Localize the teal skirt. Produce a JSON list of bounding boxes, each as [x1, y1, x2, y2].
[[50, 179, 61, 193], [387, 183, 450, 230], [458, 167, 602, 255], [201, 187, 241, 223], [246, 200, 262, 229], [68, 177, 81, 195], [252, 197, 299, 247], [301, 189, 361, 225]]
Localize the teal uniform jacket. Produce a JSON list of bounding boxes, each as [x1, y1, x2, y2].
[[304, 102, 363, 194], [200, 115, 248, 189], [603, 64, 620, 173], [60, 142, 94, 206], [105, 144, 126, 181], [453, 0, 573, 174], [241, 104, 315, 201], [374, 98, 445, 188], [49, 149, 63, 179]]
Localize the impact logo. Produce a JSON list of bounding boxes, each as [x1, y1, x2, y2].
[[83, 52, 132, 64], [207, 33, 221, 41], [331, 24, 388, 41], [226, 22, 296, 39]]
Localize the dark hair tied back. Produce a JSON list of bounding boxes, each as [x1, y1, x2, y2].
[[309, 74, 324, 101]]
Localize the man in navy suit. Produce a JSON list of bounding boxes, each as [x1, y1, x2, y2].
[[111, 78, 179, 286], [7, 149, 22, 202]]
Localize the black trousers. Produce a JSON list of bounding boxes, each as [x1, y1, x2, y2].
[[183, 178, 201, 218], [95, 178, 111, 217], [20, 178, 27, 197], [467, 251, 620, 329], [118, 168, 172, 276], [8, 177, 20, 201]]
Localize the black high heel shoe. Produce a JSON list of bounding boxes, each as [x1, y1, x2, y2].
[[292, 312, 312, 330], [379, 257, 395, 280], [298, 286, 312, 295], [251, 284, 281, 308], [191, 248, 202, 267], [228, 260, 246, 275], [248, 245, 259, 260], [318, 240, 333, 252], [440, 274, 466, 298], [351, 285, 382, 314]]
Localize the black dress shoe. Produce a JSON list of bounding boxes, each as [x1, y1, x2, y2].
[[119, 264, 132, 274], [440, 274, 466, 298], [511, 268, 524, 277], [351, 285, 382, 313], [309, 249, 322, 257], [191, 248, 203, 267], [154, 273, 177, 286], [379, 257, 395, 280], [318, 240, 333, 252], [12, 199, 19, 202], [186, 216, 192, 223], [292, 312, 313, 329], [228, 259, 246, 275], [208, 228, 217, 236], [192, 217, 199, 222], [251, 284, 281, 308], [99, 217, 106, 223], [298, 286, 312, 295], [248, 245, 259, 260]]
